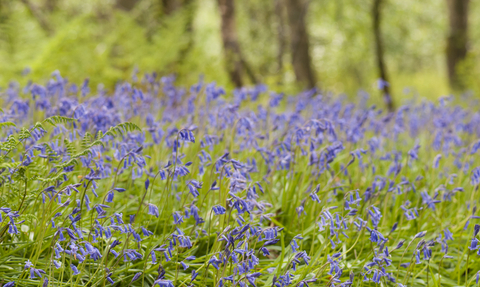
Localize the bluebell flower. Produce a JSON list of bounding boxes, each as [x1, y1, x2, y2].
[[187, 180, 202, 197], [377, 78, 389, 89], [347, 209, 357, 216], [53, 260, 62, 269], [264, 239, 280, 246], [472, 167, 480, 186], [145, 178, 150, 191], [415, 250, 422, 264], [309, 185, 321, 203], [475, 224, 480, 237], [148, 203, 159, 217], [469, 238, 479, 250], [141, 226, 153, 236], [179, 129, 195, 143], [421, 191, 441, 210], [212, 205, 226, 215], [209, 255, 222, 270], [131, 272, 142, 283], [414, 231, 427, 239], [246, 272, 262, 286], [71, 264, 80, 275], [433, 154, 442, 168], [297, 278, 317, 287], [173, 211, 183, 224], [93, 204, 110, 217], [105, 191, 114, 202], [260, 247, 270, 256], [408, 143, 420, 160], [180, 261, 189, 270], [106, 271, 115, 285], [24, 260, 33, 269], [191, 269, 199, 283], [29, 266, 45, 279], [153, 279, 174, 287], [150, 251, 157, 264]]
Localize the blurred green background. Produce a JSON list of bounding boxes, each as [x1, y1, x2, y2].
[[0, 0, 478, 101]]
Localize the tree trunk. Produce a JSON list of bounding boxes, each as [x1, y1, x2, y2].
[[162, 0, 180, 15], [177, 0, 195, 64], [218, 0, 257, 87], [115, 0, 137, 11], [44, 0, 57, 12], [284, 0, 316, 89], [446, 0, 469, 90], [19, 0, 52, 35], [372, 0, 394, 112], [0, 0, 9, 23], [275, 0, 286, 82]]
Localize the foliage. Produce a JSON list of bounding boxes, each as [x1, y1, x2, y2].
[[0, 0, 478, 98], [1, 72, 480, 286]]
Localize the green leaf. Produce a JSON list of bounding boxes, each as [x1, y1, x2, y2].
[[43, 116, 75, 127], [0, 122, 16, 129]]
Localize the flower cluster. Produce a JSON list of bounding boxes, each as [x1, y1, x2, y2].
[[0, 72, 480, 286]]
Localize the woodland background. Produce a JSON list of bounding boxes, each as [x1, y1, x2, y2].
[[0, 0, 478, 106]]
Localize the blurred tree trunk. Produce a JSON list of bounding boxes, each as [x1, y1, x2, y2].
[[446, 0, 469, 90], [44, 0, 56, 12], [275, 0, 286, 83], [372, 0, 394, 111], [0, 0, 8, 22], [217, 0, 257, 87], [0, 0, 14, 56], [162, 0, 180, 15], [116, 0, 137, 11], [43, 0, 57, 32], [284, 0, 316, 89], [177, 0, 195, 64], [19, 0, 52, 35]]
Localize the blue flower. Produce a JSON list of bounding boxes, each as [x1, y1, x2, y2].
[[471, 167, 480, 186], [180, 261, 189, 270], [71, 264, 80, 275], [131, 272, 142, 283], [153, 279, 174, 287], [212, 205, 226, 215], [148, 203, 159, 217]]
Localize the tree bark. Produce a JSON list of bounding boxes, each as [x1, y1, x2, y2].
[[284, 0, 316, 89], [373, 0, 394, 112], [218, 0, 257, 87], [446, 0, 469, 90]]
